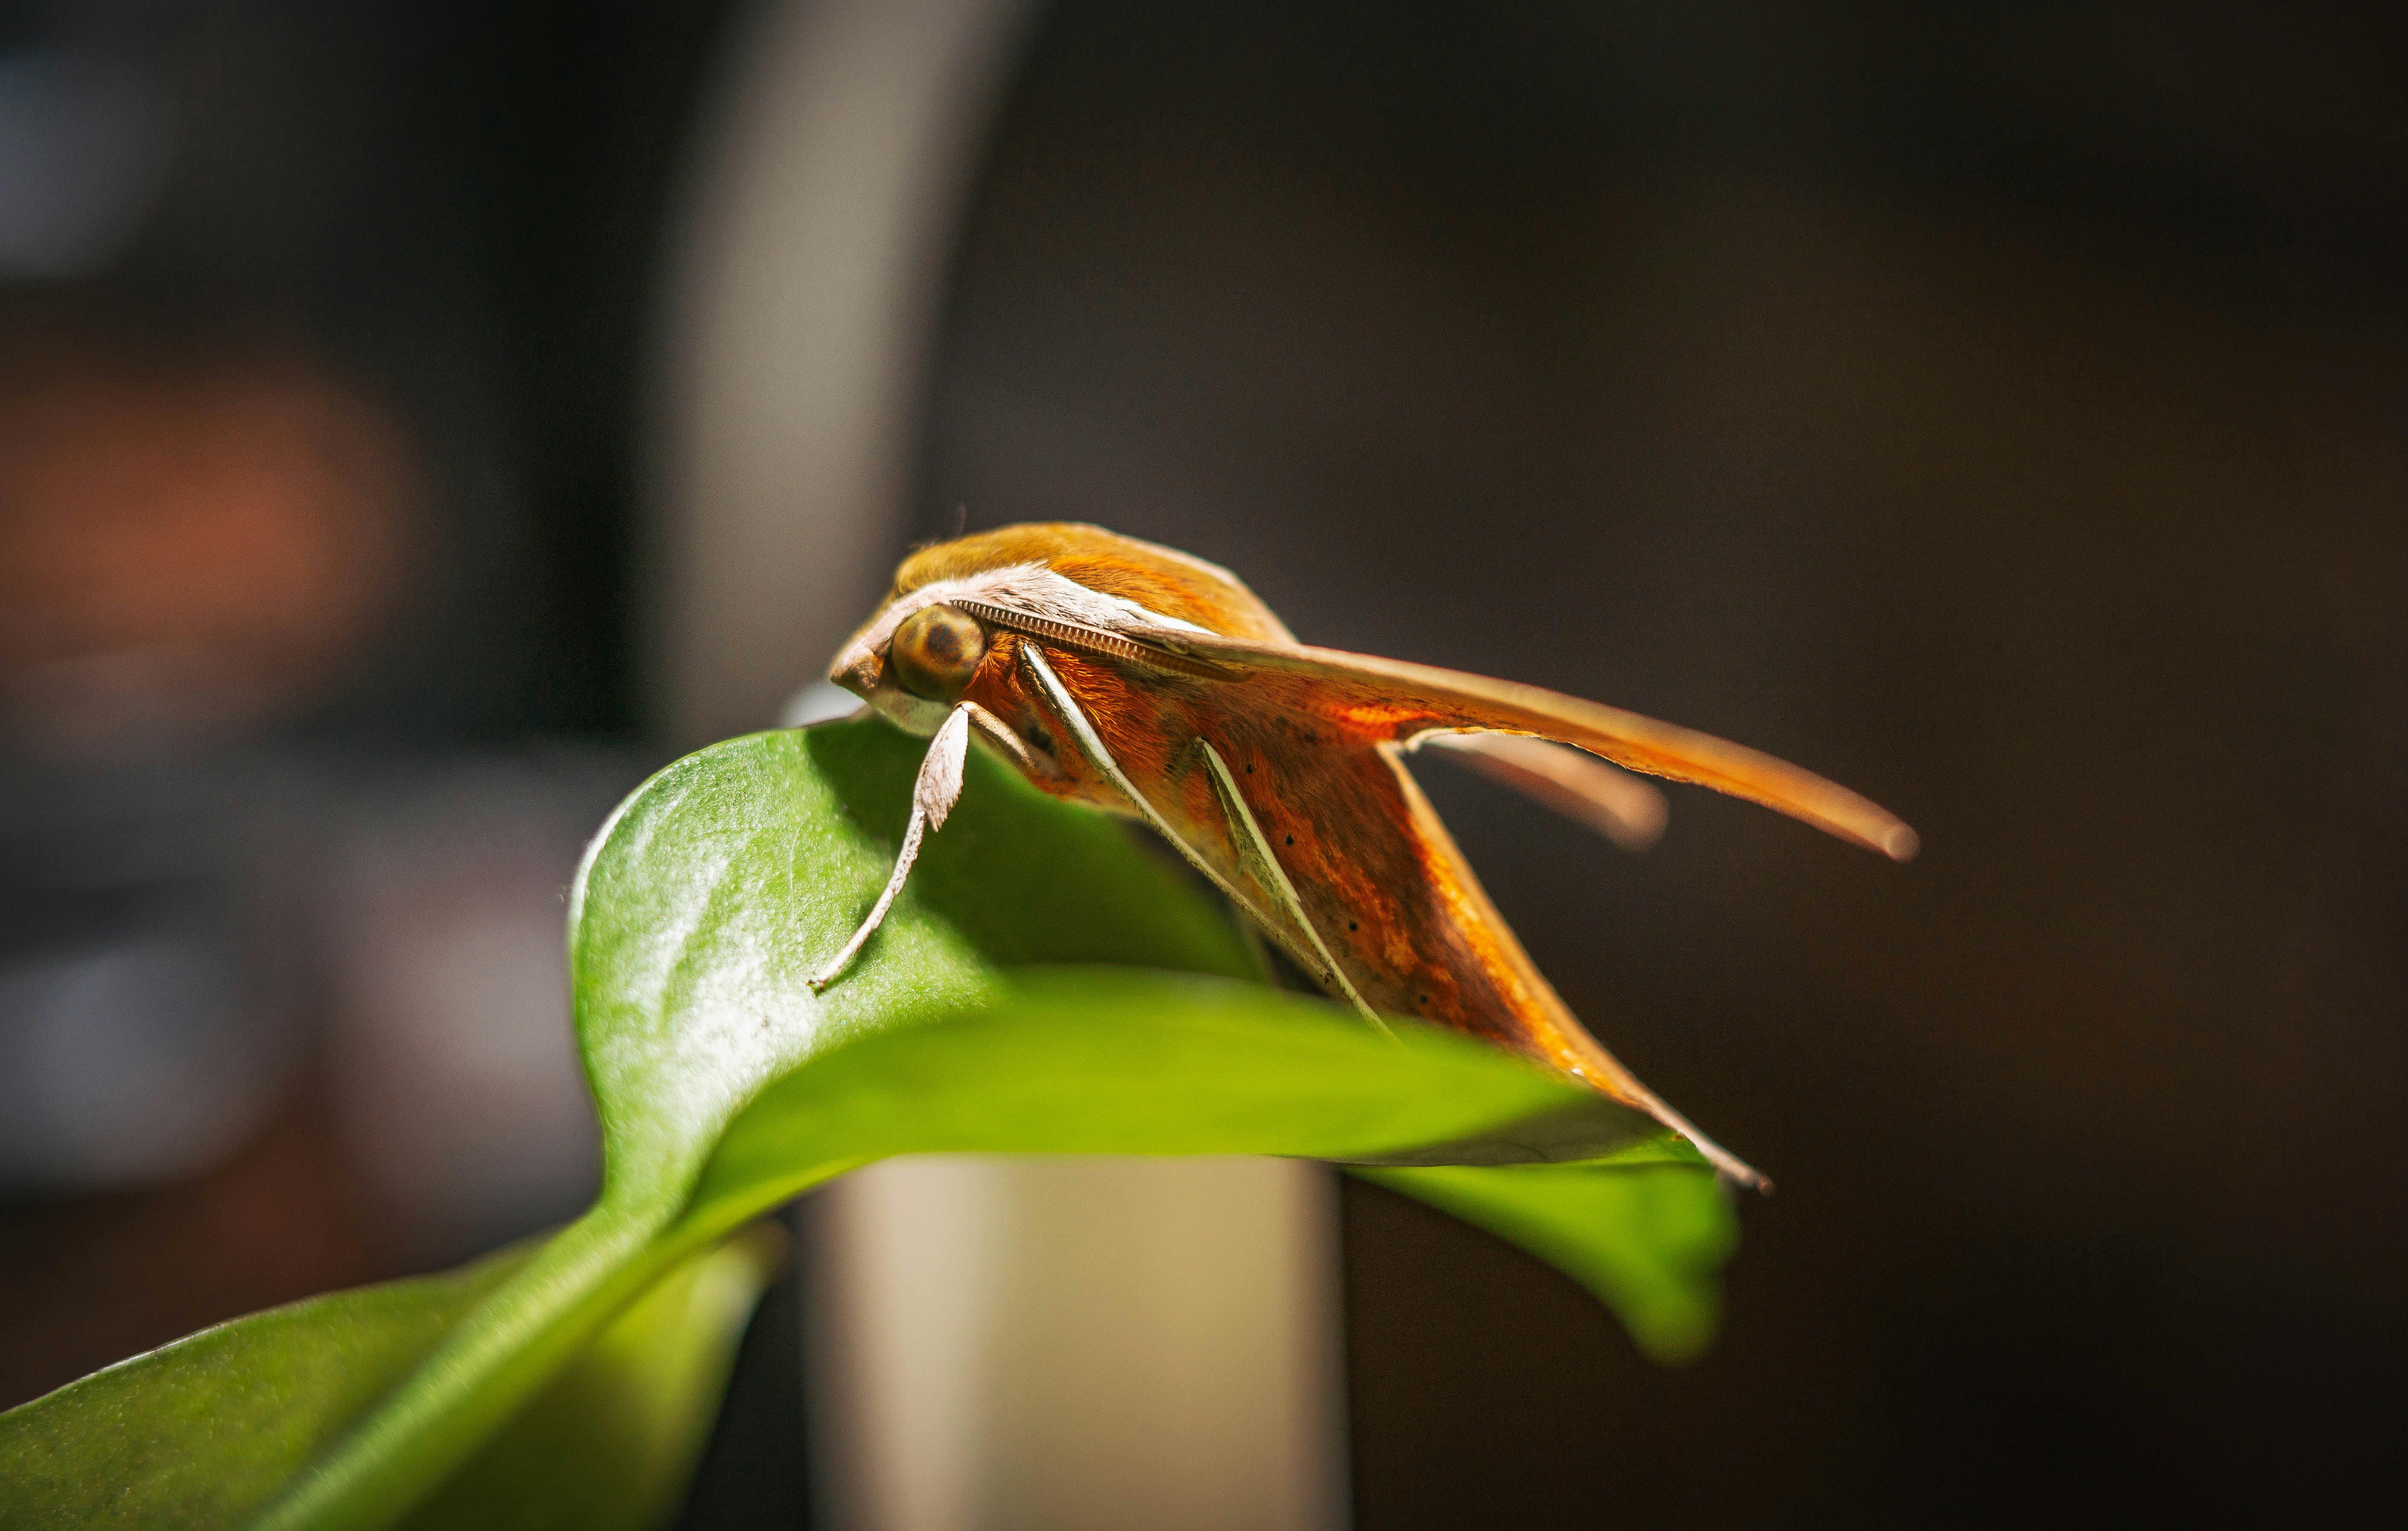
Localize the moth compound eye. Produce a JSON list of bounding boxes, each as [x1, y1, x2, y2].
[[888, 604, 988, 701]]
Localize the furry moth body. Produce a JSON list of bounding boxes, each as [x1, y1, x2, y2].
[[818, 524, 1917, 1189]]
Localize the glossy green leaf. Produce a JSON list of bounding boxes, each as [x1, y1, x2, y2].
[[0, 1232, 777, 1531], [3, 716, 1739, 1530], [251, 719, 1276, 1531], [1358, 1164, 1740, 1361], [0, 1246, 530, 1531]]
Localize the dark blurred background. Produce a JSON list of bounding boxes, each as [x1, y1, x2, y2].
[[5, 1, 2405, 1526]]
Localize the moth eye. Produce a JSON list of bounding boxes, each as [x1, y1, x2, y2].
[[888, 604, 988, 701]]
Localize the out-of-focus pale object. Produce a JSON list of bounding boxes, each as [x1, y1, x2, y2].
[[0, 738, 325, 1197], [651, 3, 1350, 1526], [321, 762, 624, 1258], [653, 0, 1034, 750], [814, 1157, 1348, 1531], [0, 929, 281, 1192], [0, 44, 173, 278]]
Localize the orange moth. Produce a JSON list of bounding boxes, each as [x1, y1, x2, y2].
[[819, 524, 1915, 1189]]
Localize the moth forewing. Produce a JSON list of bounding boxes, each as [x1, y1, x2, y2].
[[1130, 625, 1918, 862]]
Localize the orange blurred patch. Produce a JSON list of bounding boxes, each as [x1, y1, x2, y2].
[[0, 324, 418, 753]]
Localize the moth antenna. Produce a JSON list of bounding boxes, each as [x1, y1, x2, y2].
[[810, 703, 973, 991], [958, 598, 1226, 677], [1191, 738, 1391, 1037]]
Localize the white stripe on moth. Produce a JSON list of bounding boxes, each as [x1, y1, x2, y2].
[[810, 701, 973, 991], [1191, 737, 1389, 1035]]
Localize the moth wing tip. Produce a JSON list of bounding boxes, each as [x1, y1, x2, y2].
[[1615, 803, 1669, 853]]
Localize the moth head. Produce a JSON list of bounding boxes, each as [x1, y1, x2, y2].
[[827, 538, 1236, 737], [886, 604, 988, 701], [829, 591, 995, 737]]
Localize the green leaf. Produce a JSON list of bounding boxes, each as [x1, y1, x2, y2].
[[248, 720, 1281, 1531], [0, 1245, 530, 1531], [3, 716, 1739, 1529], [1356, 1164, 1739, 1362], [691, 967, 1664, 1215], [0, 1232, 779, 1531]]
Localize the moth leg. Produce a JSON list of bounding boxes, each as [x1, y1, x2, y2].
[[1190, 738, 1390, 1037], [959, 698, 1049, 779], [810, 702, 974, 991]]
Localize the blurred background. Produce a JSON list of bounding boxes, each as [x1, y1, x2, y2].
[[4, 1, 2405, 1526]]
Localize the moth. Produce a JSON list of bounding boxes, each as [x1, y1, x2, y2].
[[819, 524, 1915, 1188]]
